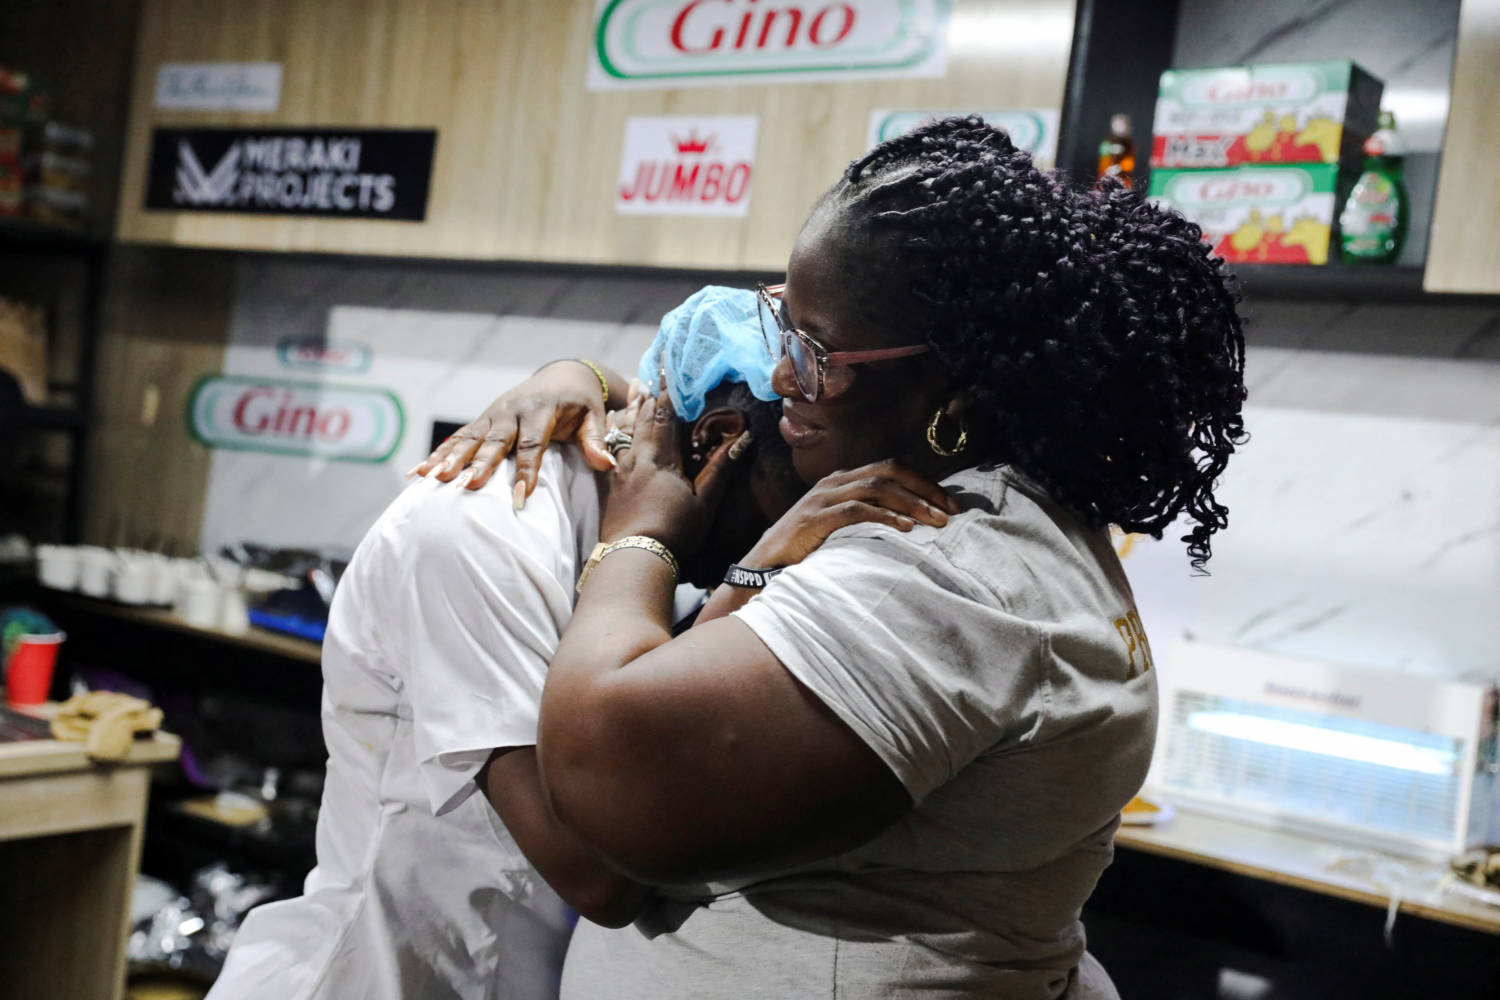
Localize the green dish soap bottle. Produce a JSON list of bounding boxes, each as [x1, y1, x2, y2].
[[1339, 110, 1408, 264]]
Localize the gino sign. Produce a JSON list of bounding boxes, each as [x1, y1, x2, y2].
[[590, 0, 952, 89], [188, 375, 403, 463]]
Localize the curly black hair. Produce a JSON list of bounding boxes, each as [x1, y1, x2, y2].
[[824, 115, 1247, 570]]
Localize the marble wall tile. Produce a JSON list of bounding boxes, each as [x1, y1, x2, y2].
[[1173, 0, 1461, 149], [1127, 320, 1500, 687]]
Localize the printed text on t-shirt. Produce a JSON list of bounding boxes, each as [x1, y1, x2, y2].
[[1113, 609, 1154, 679]]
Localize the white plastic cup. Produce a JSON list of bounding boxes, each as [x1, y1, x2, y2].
[[176, 575, 221, 629], [36, 545, 81, 591], [148, 555, 177, 606], [219, 586, 250, 635], [77, 546, 116, 598], [114, 555, 154, 605]]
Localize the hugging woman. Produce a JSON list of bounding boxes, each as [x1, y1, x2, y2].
[[430, 116, 1247, 999]]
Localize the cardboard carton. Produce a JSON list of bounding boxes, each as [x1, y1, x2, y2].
[[1149, 164, 1344, 266], [1152, 61, 1382, 169]]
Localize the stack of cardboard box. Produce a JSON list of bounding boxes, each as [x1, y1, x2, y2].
[[1147, 61, 1383, 267]]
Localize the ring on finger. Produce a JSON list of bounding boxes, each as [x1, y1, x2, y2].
[[603, 426, 635, 457]]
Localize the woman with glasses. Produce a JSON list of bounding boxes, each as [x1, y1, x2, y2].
[[423, 115, 1247, 999]]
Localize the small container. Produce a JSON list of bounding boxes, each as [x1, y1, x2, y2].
[[219, 586, 250, 635], [6, 632, 66, 706], [176, 575, 221, 629], [148, 556, 178, 606], [77, 546, 116, 598], [114, 555, 154, 605], [36, 545, 81, 591], [1097, 113, 1135, 187]]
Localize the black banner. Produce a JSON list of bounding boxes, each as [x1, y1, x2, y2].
[[145, 127, 436, 221]]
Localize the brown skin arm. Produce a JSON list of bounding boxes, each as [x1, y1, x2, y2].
[[532, 394, 919, 883], [477, 746, 650, 928], [538, 551, 912, 885], [484, 396, 943, 898]]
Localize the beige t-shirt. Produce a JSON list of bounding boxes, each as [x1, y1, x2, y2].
[[562, 465, 1157, 1000]]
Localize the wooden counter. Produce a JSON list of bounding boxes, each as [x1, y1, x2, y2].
[[0, 724, 181, 1000], [1116, 807, 1500, 936]]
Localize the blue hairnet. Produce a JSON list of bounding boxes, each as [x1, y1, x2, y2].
[[637, 286, 779, 421]]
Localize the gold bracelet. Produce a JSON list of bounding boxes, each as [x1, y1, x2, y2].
[[574, 358, 609, 406], [576, 535, 679, 593]]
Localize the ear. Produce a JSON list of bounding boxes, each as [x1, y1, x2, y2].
[[689, 406, 748, 452]]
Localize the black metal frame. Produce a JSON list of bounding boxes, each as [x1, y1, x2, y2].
[[0, 217, 106, 543]]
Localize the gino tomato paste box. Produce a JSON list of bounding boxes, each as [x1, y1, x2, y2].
[[1149, 164, 1343, 266], [1151, 61, 1382, 168]]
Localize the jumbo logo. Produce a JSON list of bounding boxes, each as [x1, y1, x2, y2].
[[591, 0, 952, 87], [188, 375, 404, 463], [617, 115, 758, 217], [275, 335, 373, 374], [1181, 68, 1320, 107], [1168, 170, 1309, 206]]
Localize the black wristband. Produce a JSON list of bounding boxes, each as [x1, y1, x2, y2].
[[723, 563, 783, 589]]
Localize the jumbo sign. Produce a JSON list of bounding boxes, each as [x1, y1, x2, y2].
[[589, 0, 952, 89], [188, 375, 404, 462], [617, 116, 758, 217]]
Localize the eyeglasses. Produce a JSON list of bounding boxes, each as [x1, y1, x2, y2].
[[755, 283, 930, 402]]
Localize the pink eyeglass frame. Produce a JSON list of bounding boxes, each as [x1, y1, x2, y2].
[[758, 283, 931, 401]]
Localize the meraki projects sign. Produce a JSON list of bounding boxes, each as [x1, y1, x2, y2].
[[589, 0, 952, 89], [145, 128, 436, 221]]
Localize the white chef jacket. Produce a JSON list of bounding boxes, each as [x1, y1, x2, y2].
[[209, 449, 602, 1000]]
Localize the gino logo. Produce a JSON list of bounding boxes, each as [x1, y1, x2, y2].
[[276, 335, 373, 374], [188, 376, 403, 463], [1179, 67, 1321, 107], [1166, 169, 1310, 206], [593, 0, 951, 83]]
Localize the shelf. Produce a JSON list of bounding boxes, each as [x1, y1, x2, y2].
[[1233, 264, 1423, 302], [29, 587, 323, 665], [22, 405, 88, 430], [1228, 263, 1499, 305], [0, 216, 107, 254]]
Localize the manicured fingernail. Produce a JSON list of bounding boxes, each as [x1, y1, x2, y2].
[[926, 504, 949, 525], [404, 464, 422, 479], [604, 453, 618, 469], [454, 468, 475, 488], [898, 516, 915, 530], [512, 481, 527, 510]]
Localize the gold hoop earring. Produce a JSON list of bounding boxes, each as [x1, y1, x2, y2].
[[926, 410, 968, 457]]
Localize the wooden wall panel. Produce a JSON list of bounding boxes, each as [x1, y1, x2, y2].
[[1426, 0, 1500, 293], [82, 246, 234, 550], [115, 0, 1075, 270]]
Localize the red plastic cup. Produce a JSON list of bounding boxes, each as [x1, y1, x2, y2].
[[6, 632, 65, 706]]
